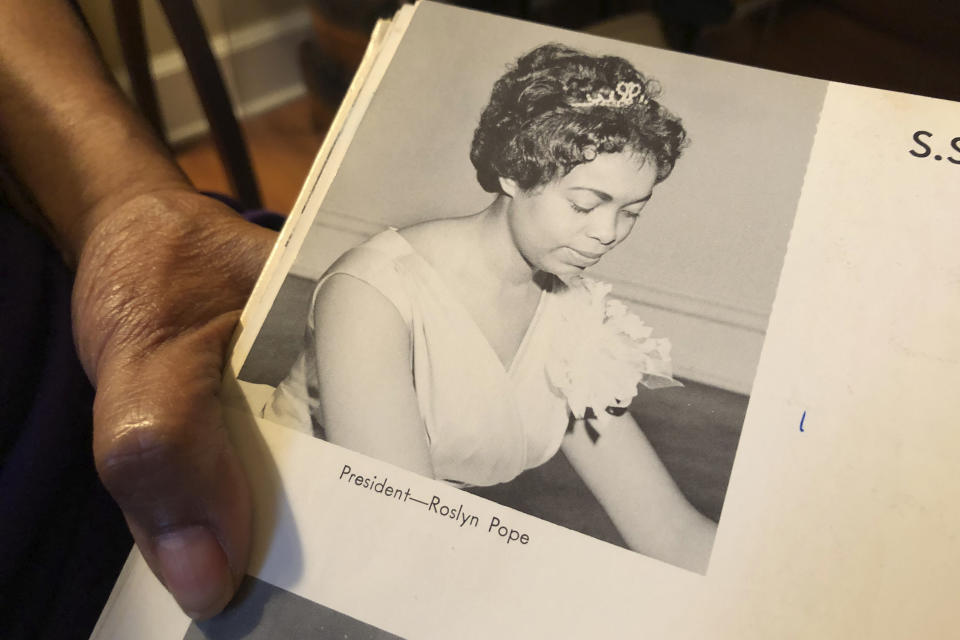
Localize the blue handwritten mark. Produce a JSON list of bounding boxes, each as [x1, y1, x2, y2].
[[799, 410, 807, 433]]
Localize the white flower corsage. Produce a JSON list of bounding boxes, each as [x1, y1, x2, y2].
[[546, 278, 682, 437]]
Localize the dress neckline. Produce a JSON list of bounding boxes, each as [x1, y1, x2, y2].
[[384, 227, 548, 375]]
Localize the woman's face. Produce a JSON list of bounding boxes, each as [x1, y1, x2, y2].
[[503, 150, 658, 277]]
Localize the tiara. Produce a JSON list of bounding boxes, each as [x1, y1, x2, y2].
[[570, 81, 647, 109]]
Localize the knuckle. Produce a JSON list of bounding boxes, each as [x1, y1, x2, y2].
[[74, 207, 188, 366], [73, 191, 268, 376], [93, 398, 219, 513], [95, 414, 191, 496]]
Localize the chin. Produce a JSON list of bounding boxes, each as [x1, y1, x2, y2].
[[535, 251, 595, 280], [543, 262, 587, 281]]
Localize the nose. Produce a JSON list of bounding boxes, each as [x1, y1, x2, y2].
[[585, 208, 618, 246]]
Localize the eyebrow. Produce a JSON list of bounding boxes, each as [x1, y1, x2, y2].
[[568, 187, 652, 206]]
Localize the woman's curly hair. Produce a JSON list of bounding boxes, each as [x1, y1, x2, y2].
[[470, 44, 687, 193]]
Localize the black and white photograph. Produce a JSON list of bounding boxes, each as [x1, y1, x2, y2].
[[236, 2, 826, 573]]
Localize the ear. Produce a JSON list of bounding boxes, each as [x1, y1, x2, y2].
[[498, 176, 520, 197]]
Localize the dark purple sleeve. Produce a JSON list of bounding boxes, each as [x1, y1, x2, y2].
[[0, 208, 131, 640]]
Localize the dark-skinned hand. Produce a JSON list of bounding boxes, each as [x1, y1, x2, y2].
[[72, 189, 276, 618]]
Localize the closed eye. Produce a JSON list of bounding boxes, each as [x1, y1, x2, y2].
[[568, 201, 595, 213], [621, 202, 648, 218]]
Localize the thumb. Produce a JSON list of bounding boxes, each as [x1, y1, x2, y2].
[[71, 192, 275, 618], [92, 314, 251, 619]]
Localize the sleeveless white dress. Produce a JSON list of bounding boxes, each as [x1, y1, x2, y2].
[[263, 229, 678, 487]]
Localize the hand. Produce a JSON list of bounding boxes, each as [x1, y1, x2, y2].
[[72, 189, 276, 618]]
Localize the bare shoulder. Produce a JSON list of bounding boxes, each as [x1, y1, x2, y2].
[[396, 216, 476, 270], [310, 276, 434, 477], [313, 273, 406, 336]]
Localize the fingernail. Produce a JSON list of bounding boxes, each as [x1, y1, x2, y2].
[[155, 525, 233, 618]]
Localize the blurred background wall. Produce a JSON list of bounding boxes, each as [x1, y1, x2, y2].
[[78, 0, 312, 143]]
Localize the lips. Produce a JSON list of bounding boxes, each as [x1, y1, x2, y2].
[[564, 246, 604, 267], [570, 248, 604, 260]]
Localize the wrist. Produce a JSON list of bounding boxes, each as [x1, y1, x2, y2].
[[64, 172, 193, 266]]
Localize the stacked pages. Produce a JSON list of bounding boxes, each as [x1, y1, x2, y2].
[[94, 2, 960, 638]]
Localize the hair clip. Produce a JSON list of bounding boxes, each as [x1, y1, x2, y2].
[[570, 81, 647, 109]]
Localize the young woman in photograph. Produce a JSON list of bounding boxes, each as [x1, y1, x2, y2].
[[266, 44, 717, 571]]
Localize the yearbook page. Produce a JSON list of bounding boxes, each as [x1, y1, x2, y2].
[[94, 2, 960, 638]]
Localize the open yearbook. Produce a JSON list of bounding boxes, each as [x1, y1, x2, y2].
[[93, 2, 960, 638]]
